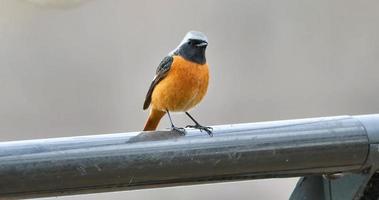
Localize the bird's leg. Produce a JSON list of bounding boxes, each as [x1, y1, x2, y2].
[[166, 109, 186, 135], [185, 112, 213, 136]]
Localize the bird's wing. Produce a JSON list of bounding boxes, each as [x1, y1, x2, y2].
[[143, 56, 174, 110]]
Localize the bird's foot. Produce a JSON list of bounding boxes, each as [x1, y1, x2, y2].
[[171, 126, 186, 135], [186, 124, 213, 137]]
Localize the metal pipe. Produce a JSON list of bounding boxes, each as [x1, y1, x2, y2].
[[0, 114, 377, 199]]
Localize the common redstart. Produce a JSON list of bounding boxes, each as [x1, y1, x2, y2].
[[143, 31, 212, 136]]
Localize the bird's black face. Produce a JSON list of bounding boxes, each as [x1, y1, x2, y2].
[[177, 39, 208, 64]]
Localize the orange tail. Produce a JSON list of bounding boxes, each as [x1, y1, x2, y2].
[[143, 109, 166, 131]]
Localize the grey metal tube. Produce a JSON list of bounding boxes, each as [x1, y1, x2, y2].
[[0, 115, 376, 199]]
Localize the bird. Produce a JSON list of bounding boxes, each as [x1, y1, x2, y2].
[[142, 31, 212, 136]]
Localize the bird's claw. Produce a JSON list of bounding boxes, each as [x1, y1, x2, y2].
[[186, 124, 213, 136], [171, 126, 186, 135]]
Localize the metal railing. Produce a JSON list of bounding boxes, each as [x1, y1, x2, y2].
[[1, 114, 378, 199]]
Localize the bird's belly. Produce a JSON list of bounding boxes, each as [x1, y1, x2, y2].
[[151, 62, 209, 112]]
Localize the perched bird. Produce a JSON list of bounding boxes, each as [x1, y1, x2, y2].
[[143, 31, 212, 136]]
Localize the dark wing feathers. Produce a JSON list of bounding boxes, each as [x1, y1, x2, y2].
[[143, 56, 174, 110]]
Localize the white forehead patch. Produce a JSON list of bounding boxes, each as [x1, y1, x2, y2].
[[181, 31, 208, 44], [169, 31, 208, 55]]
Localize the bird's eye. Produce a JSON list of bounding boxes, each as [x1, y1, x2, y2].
[[187, 41, 192, 45]]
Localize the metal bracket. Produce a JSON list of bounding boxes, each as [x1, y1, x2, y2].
[[290, 115, 379, 200]]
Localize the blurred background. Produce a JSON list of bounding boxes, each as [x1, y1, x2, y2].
[[1, 0, 379, 199]]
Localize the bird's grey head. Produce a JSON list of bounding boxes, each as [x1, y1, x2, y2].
[[170, 31, 208, 64]]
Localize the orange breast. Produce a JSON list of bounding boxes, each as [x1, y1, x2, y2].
[[151, 56, 209, 112]]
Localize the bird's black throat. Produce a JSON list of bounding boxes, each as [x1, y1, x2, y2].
[[175, 40, 207, 64]]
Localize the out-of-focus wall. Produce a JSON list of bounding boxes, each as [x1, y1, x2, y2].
[[1, 0, 378, 199]]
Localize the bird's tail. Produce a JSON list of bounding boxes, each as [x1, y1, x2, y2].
[[143, 108, 166, 131]]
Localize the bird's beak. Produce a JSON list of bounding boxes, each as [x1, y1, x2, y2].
[[196, 42, 208, 47]]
